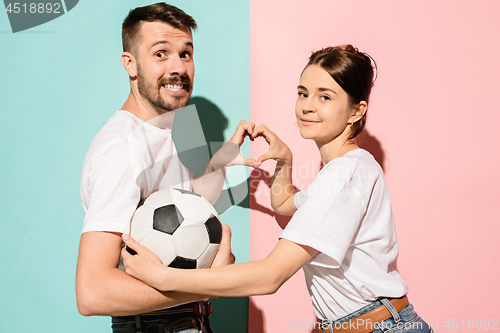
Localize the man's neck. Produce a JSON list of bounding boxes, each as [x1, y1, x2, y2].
[[121, 91, 160, 122], [121, 91, 174, 129]]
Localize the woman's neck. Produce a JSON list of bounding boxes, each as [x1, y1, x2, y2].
[[317, 139, 359, 166]]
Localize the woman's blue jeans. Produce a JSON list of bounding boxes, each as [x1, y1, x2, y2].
[[322, 298, 433, 333]]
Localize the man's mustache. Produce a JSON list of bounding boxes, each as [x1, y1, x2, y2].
[[159, 75, 191, 85]]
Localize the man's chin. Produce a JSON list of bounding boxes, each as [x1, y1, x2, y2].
[[170, 95, 192, 111], [156, 96, 191, 113]]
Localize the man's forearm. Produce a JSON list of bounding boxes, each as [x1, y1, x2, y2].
[[191, 166, 225, 205], [76, 231, 209, 317], [77, 265, 208, 317]]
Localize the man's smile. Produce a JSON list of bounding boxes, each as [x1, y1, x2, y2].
[[161, 83, 184, 93]]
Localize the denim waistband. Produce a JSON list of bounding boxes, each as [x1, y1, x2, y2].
[[323, 296, 406, 326], [112, 301, 210, 324]]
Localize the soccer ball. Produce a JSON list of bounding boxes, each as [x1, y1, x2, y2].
[[129, 188, 222, 269]]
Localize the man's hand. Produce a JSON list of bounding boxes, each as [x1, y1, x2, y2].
[[227, 120, 255, 147], [192, 120, 259, 204], [211, 224, 236, 268], [211, 120, 259, 169]]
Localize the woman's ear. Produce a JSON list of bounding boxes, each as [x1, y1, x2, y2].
[[350, 101, 367, 123], [121, 52, 137, 78]]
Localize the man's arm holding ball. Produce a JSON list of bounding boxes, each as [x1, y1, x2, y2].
[[76, 226, 234, 316], [76, 231, 204, 316]]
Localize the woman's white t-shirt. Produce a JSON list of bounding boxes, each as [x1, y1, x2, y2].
[[280, 149, 408, 320]]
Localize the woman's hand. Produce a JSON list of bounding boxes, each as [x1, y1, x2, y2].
[[251, 124, 293, 167], [121, 225, 235, 291], [211, 224, 236, 268], [121, 234, 168, 290]]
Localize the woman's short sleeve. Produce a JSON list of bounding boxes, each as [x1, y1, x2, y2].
[[280, 157, 374, 267]]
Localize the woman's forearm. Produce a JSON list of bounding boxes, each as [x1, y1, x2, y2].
[[270, 160, 296, 214], [156, 239, 316, 297], [161, 260, 281, 297]]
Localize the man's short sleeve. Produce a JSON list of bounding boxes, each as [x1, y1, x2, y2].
[[81, 138, 140, 234]]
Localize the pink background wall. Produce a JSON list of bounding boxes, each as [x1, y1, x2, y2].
[[249, 1, 500, 332]]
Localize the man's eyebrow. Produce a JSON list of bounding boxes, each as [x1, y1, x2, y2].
[[150, 40, 168, 49], [150, 40, 194, 49], [297, 85, 307, 90]]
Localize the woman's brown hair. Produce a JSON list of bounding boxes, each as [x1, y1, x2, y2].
[[307, 45, 376, 139]]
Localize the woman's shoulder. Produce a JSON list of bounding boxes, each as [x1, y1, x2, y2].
[[321, 148, 380, 180]]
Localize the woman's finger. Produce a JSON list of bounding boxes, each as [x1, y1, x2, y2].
[[257, 152, 273, 164], [121, 246, 130, 262], [122, 233, 145, 259], [122, 233, 139, 250], [252, 127, 274, 144]]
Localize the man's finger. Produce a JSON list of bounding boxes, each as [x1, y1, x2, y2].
[[241, 123, 255, 136], [240, 157, 259, 168]]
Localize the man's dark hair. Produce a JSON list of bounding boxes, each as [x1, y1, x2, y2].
[[122, 3, 197, 56]]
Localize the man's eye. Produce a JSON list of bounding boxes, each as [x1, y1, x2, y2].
[[155, 51, 166, 58], [298, 92, 308, 98], [180, 51, 192, 59]]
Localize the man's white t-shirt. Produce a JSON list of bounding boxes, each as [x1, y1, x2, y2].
[[280, 149, 408, 320], [80, 110, 191, 234]]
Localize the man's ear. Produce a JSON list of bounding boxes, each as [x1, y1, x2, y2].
[[121, 51, 137, 78], [350, 101, 367, 123]]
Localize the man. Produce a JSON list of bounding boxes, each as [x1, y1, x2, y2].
[[76, 3, 254, 332]]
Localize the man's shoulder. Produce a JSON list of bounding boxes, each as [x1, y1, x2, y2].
[[95, 110, 138, 139], [84, 111, 139, 162]]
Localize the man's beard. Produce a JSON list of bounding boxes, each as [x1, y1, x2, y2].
[[136, 67, 192, 112]]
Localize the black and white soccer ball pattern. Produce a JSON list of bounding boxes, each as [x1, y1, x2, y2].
[[130, 188, 222, 269]]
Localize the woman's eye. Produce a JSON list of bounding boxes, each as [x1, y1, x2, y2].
[[320, 95, 330, 101], [298, 92, 308, 98]]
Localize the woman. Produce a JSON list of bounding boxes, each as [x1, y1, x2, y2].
[[122, 45, 433, 333]]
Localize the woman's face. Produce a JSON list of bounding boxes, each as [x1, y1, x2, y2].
[[295, 65, 353, 145]]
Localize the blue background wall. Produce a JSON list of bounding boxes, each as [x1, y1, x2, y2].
[[0, 1, 250, 331]]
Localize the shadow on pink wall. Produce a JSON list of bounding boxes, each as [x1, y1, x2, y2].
[[249, 298, 265, 332], [358, 129, 387, 173], [249, 167, 294, 229]]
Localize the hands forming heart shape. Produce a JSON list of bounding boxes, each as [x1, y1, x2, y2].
[[211, 120, 293, 170]]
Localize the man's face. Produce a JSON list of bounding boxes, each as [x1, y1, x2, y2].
[[134, 21, 195, 112]]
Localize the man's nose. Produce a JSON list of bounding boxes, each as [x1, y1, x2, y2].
[[169, 56, 187, 76]]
